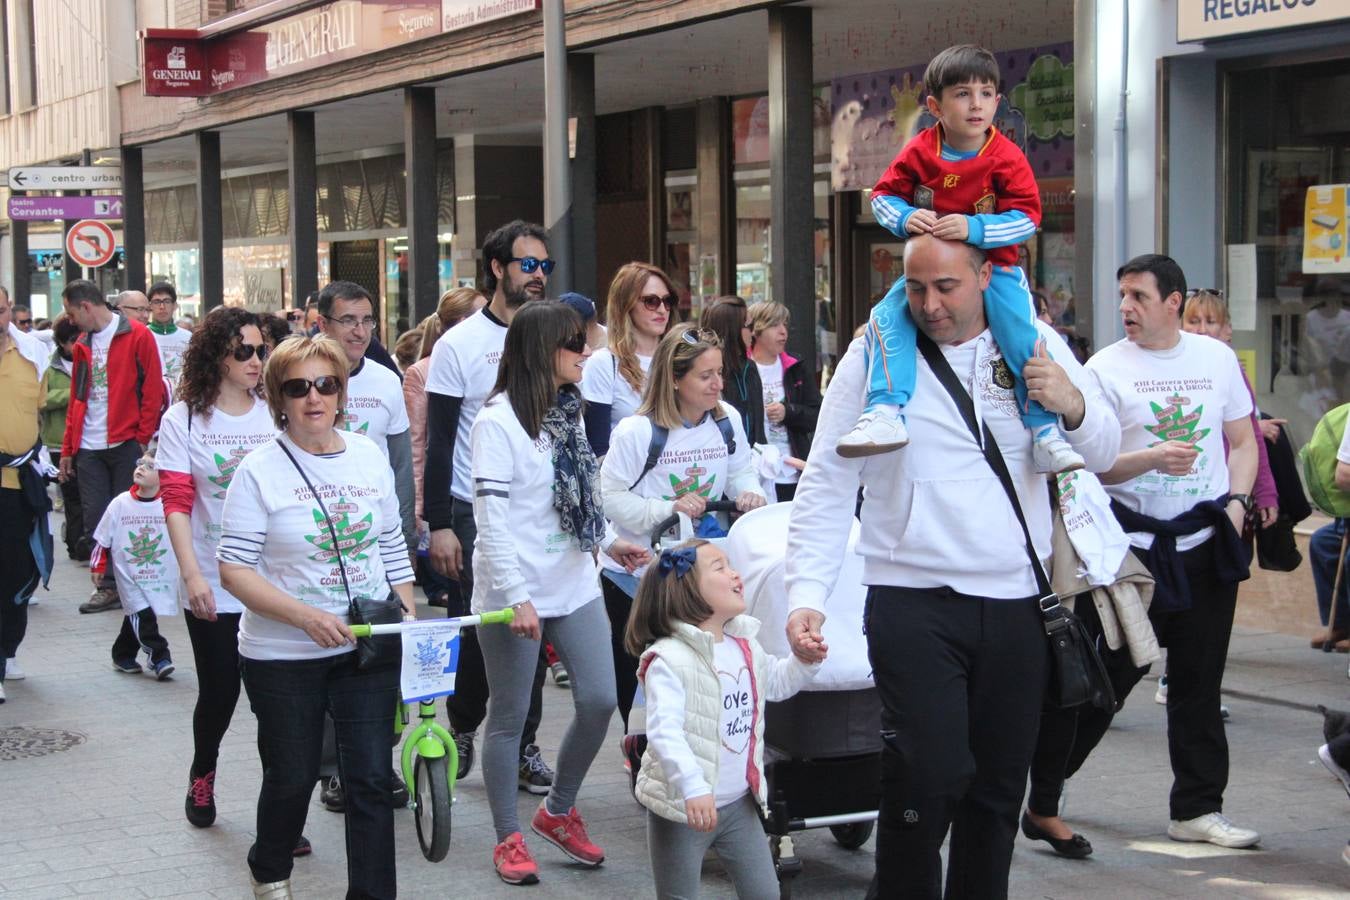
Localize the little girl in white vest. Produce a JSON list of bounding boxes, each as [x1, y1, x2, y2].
[[626, 539, 824, 899]]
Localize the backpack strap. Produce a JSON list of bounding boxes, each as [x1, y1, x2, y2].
[[714, 413, 736, 456], [629, 422, 670, 491]]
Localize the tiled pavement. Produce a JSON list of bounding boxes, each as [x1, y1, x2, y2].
[[3, 519, 1350, 899]]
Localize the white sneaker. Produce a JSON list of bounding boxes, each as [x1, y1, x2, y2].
[[1154, 675, 1167, 705], [1167, 812, 1260, 848], [1031, 425, 1085, 474], [836, 411, 909, 458], [26, 595, 38, 606], [5, 657, 24, 680], [0, 681, 6, 703], [1319, 744, 1350, 799]]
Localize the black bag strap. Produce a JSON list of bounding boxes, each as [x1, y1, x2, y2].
[[915, 332, 1055, 605], [277, 438, 353, 605]]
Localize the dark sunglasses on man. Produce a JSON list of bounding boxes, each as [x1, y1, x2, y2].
[[507, 256, 556, 276]]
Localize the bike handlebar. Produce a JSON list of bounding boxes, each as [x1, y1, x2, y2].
[[349, 608, 515, 637]]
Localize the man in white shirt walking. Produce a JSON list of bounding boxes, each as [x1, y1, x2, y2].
[[147, 281, 190, 389], [424, 220, 555, 794], [1086, 253, 1260, 849], [784, 235, 1120, 898]]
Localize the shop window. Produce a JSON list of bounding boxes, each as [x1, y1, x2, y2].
[[1224, 58, 1350, 443]]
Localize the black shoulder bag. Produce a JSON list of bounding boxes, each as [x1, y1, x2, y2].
[[916, 333, 1115, 711], [277, 438, 404, 672]]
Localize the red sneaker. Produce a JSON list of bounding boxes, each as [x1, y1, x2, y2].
[[530, 802, 605, 866], [493, 832, 540, 885]]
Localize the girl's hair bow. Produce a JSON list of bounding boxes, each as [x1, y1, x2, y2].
[[657, 546, 697, 579]]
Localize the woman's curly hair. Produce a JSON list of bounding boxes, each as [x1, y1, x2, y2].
[[178, 306, 264, 415]]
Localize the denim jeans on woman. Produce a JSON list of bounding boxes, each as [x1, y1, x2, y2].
[[242, 651, 399, 898]]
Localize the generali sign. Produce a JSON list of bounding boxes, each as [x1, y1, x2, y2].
[[142, 0, 540, 97], [1178, 0, 1349, 42]]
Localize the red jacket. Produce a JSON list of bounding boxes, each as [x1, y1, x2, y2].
[[872, 124, 1041, 267], [62, 315, 165, 456]]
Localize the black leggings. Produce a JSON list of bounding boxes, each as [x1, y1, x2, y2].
[[601, 572, 642, 731], [184, 611, 243, 777]]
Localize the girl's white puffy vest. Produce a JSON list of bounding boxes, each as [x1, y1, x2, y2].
[[634, 617, 770, 823]]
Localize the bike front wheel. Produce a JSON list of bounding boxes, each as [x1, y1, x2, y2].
[[413, 753, 452, 861]]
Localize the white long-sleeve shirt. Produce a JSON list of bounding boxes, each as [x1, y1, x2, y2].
[[786, 325, 1121, 612]]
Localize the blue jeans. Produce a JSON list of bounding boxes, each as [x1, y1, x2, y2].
[[241, 652, 398, 898], [863, 264, 1055, 431], [1312, 519, 1350, 630]]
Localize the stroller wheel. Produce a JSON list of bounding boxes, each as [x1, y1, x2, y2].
[[829, 821, 874, 850]]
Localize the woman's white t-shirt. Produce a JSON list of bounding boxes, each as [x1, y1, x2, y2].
[[156, 398, 277, 614], [755, 358, 797, 485], [600, 402, 754, 574], [93, 491, 181, 617], [469, 396, 605, 618], [1087, 332, 1252, 552], [581, 348, 652, 433], [218, 432, 412, 661]]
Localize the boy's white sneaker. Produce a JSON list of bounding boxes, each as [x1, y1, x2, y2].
[[1167, 812, 1260, 848], [1031, 425, 1085, 474], [5, 657, 24, 680], [1319, 744, 1350, 799], [837, 411, 909, 458]]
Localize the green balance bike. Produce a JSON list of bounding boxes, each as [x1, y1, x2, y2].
[[350, 607, 515, 862]]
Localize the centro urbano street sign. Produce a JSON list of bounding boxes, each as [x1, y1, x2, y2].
[[7, 166, 122, 191]]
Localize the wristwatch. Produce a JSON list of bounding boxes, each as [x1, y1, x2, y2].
[[1227, 493, 1253, 513]]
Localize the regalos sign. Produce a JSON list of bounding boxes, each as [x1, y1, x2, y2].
[[141, 0, 539, 98], [1178, 0, 1347, 42]]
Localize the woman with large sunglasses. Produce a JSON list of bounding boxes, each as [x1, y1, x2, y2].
[[580, 262, 678, 456], [218, 335, 414, 900], [157, 306, 289, 835], [598, 324, 767, 745], [469, 302, 649, 885]]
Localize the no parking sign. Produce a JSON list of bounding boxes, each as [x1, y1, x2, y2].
[[65, 219, 116, 268]]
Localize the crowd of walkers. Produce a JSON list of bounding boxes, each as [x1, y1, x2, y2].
[[1, 42, 1348, 900]]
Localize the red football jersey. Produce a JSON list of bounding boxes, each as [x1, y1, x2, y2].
[[872, 124, 1042, 267]]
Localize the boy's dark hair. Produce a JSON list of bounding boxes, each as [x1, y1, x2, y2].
[[316, 280, 377, 318], [62, 279, 106, 307], [53, 315, 81, 344], [924, 44, 1001, 99], [1117, 254, 1188, 316], [482, 220, 549, 295], [148, 281, 177, 303]]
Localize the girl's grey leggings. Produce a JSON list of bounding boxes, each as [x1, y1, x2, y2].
[[478, 596, 617, 841], [647, 793, 779, 899]]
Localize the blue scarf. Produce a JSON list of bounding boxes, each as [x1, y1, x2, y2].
[[542, 390, 606, 552]]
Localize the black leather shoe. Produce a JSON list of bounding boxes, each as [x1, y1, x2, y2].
[[1021, 811, 1093, 859]]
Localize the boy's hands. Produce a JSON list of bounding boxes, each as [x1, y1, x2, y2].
[[931, 214, 970, 242], [905, 209, 939, 235], [685, 794, 718, 833]]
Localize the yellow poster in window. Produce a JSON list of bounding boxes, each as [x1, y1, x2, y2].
[[1304, 185, 1349, 274]]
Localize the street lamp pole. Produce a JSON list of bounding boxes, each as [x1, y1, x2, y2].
[[542, 0, 573, 294]]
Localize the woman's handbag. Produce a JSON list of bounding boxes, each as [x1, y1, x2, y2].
[[917, 334, 1116, 710], [278, 439, 403, 672]]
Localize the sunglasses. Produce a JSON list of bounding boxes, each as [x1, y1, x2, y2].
[[280, 376, 342, 398], [640, 293, 677, 312], [232, 343, 268, 362], [559, 332, 588, 353], [1186, 288, 1225, 300], [680, 328, 719, 346], [285, 311, 304, 322], [508, 256, 556, 275]]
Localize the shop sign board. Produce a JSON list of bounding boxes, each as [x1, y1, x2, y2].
[[8, 166, 121, 190], [142, 0, 539, 97], [1177, 0, 1348, 43], [7, 196, 124, 221], [1303, 184, 1350, 274], [66, 220, 118, 268]]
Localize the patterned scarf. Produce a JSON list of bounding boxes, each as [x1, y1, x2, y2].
[[541, 389, 606, 552]]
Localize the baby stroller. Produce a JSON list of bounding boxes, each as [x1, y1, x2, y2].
[[651, 502, 880, 897]]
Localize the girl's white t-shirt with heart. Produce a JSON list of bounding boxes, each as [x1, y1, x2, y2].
[[712, 638, 753, 807], [157, 398, 277, 614]]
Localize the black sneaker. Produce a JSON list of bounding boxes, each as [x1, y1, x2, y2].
[[320, 774, 345, 812], [390, 772, 409, 808], [292, 834, 312, 857], [453, 731, 475, 781], [185, 769, 217, 827], [518, 744, 554, 795], [621, 733, 646, 799]]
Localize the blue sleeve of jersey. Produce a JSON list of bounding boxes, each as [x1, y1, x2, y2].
[[966, 210, 1036, 249], [871, 193, 919, 239]]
